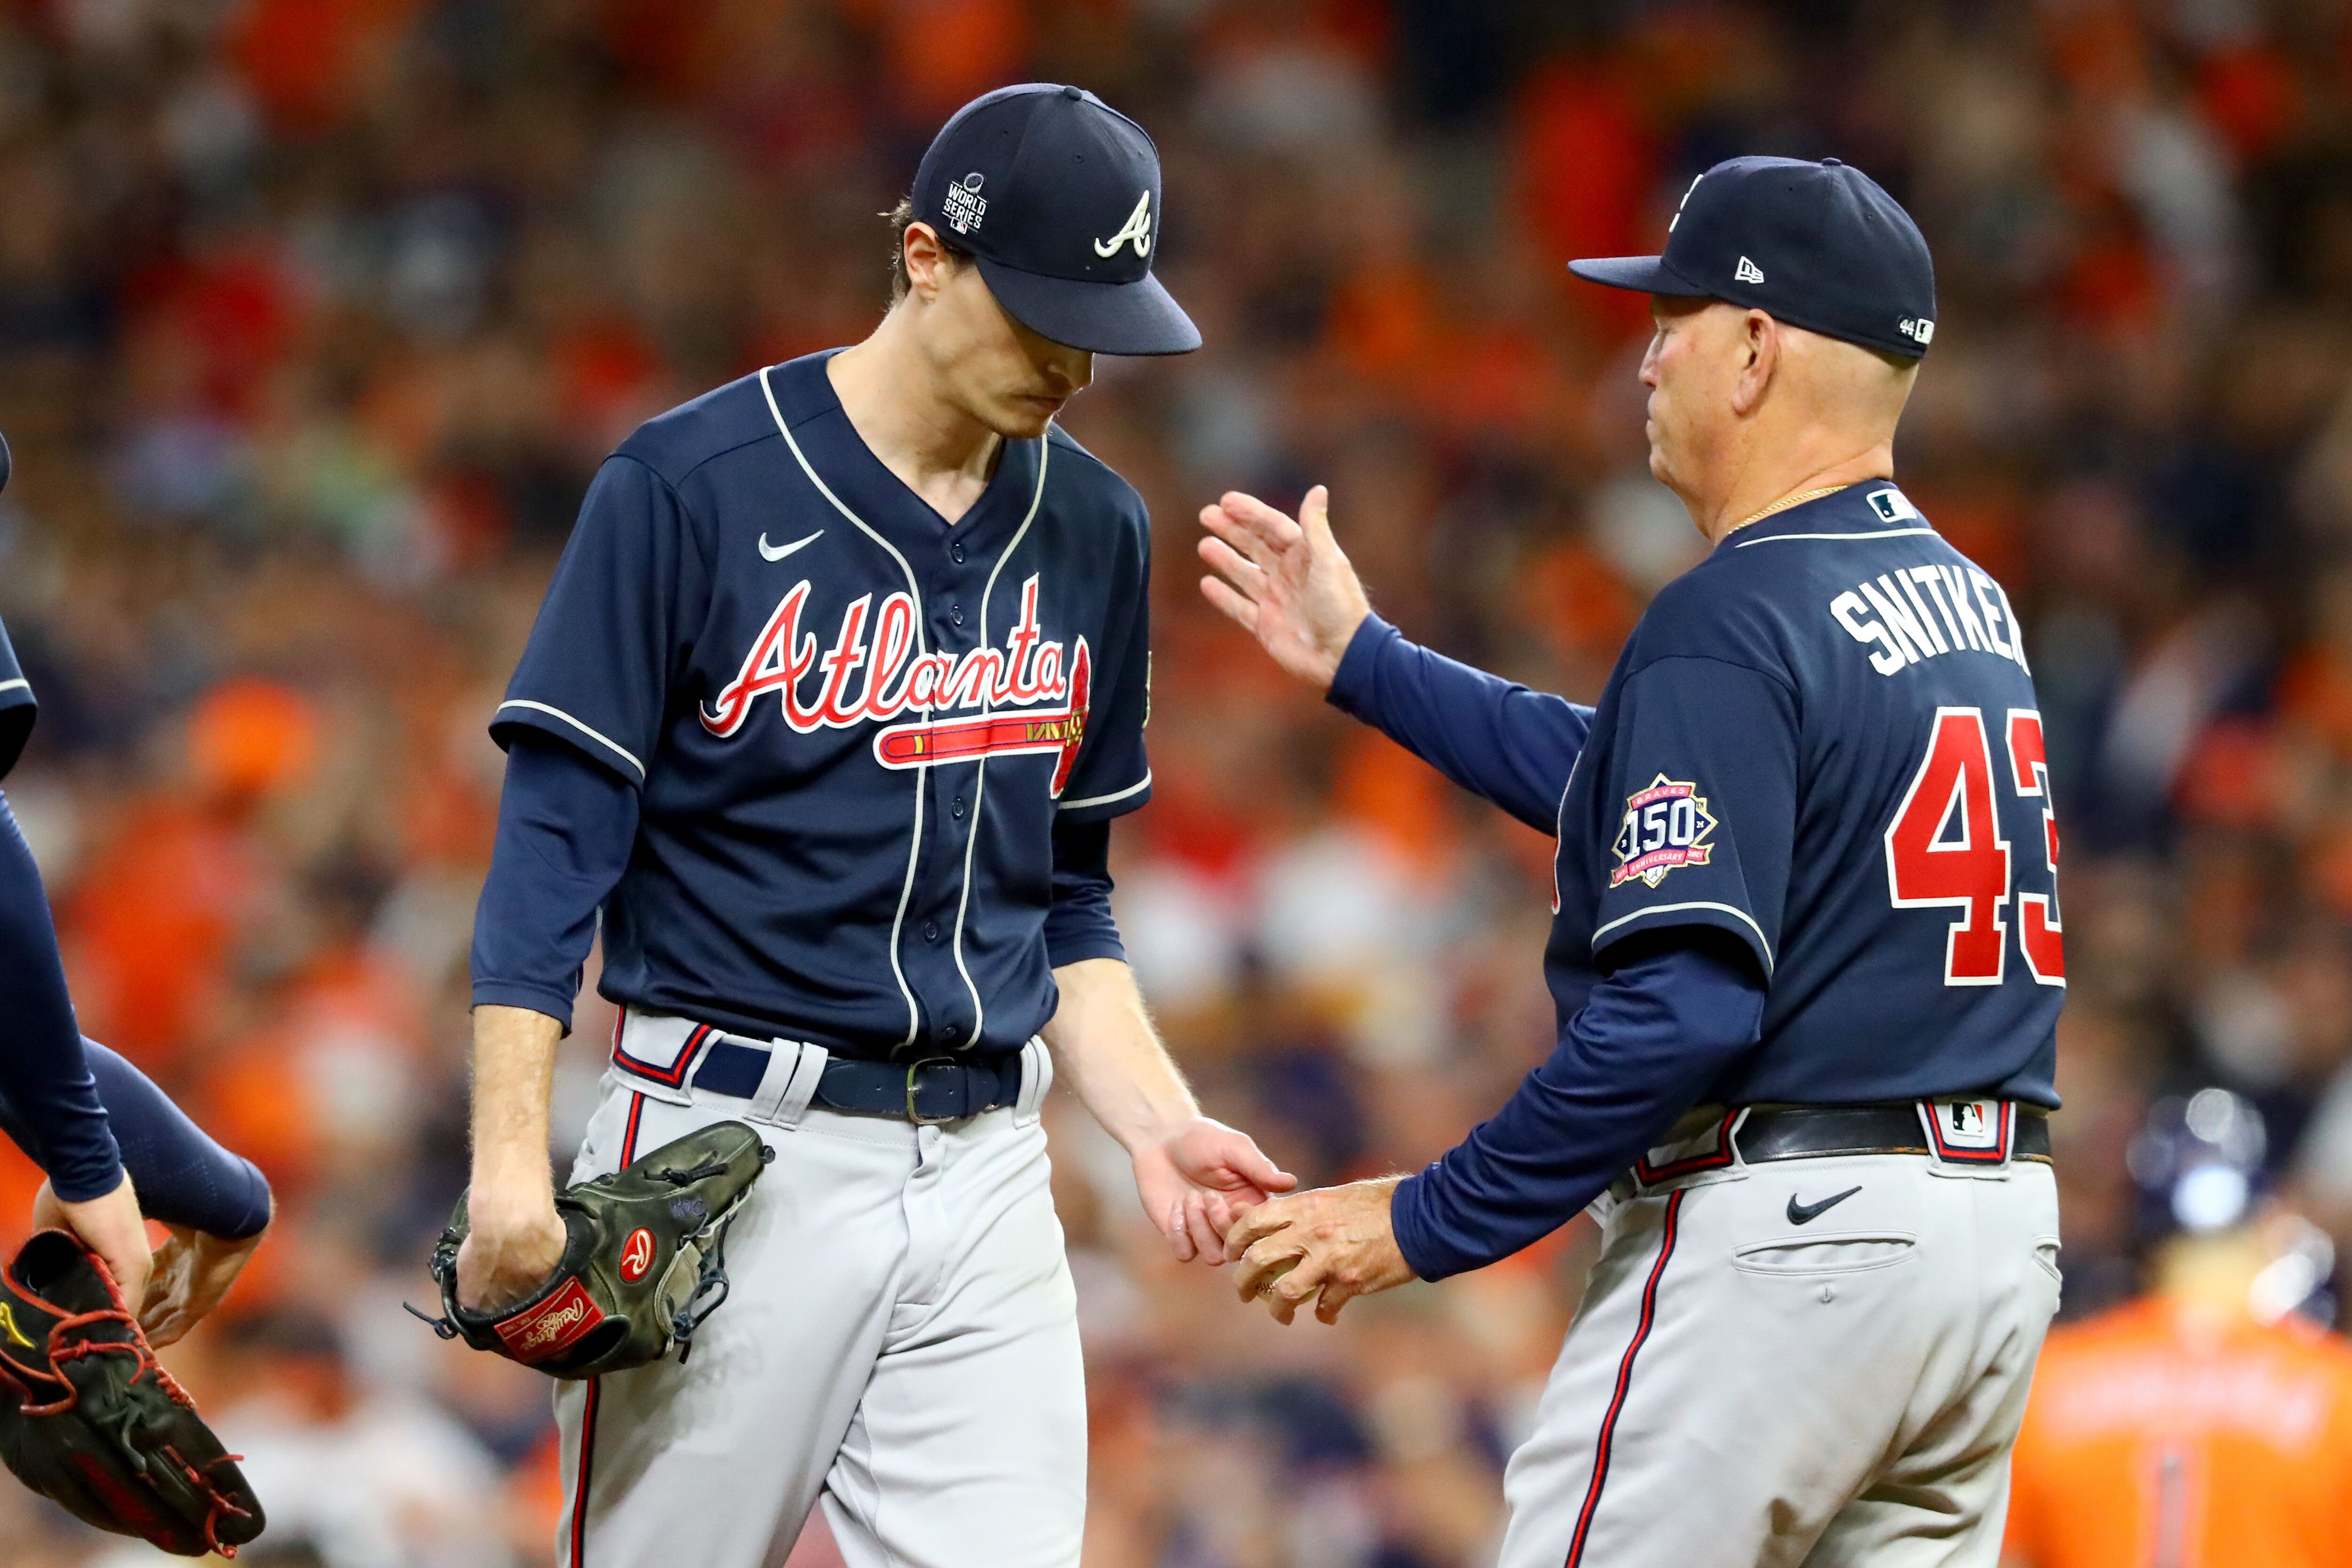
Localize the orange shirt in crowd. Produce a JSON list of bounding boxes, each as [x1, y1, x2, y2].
[[2003, 1297, 2352, 1568]]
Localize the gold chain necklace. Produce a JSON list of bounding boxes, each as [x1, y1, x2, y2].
[[1729, 483, 1854, 535]]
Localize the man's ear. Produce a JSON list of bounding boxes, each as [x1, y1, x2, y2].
[[1731, 309, 1778, 418], [902, 221, 954, 302]]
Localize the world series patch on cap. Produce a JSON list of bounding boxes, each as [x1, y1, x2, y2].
[[1568, 155, 1937, 361], [913, 83, 1200, 356]]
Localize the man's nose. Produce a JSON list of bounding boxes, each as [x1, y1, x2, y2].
[[1047, 351, 1093, 395]]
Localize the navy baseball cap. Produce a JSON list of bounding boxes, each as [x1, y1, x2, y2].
[[1569, 156, 1937, 360], [913, 83, 1200, 356]]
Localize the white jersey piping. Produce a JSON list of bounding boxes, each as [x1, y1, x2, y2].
[[760, 363, 929, 1050], [950, 433, 1054, 1047], [1057, 771, 1151, 811], [1734, 528, 1940, 547], [494, 700, 645, 778], [1591, 900, 1775, 974]]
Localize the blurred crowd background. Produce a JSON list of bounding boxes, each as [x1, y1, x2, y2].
[[2, 0, 2351, 1564]]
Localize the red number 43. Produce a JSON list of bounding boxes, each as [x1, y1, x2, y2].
[[1884, 706, 2064, 988]]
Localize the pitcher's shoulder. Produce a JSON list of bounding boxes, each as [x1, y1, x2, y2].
[[612, 366, 803, 489], [1044, 427, 1147, 524]]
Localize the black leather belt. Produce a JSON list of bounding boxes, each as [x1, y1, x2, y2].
[[691, 1039, 1023, 1125], [1736, 1104, 2050, 1164]]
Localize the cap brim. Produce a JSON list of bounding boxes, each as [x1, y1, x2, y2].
[[1565, 255, 1715, 296], [976, 257, 1202, 356]]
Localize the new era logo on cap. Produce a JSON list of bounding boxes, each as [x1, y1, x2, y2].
[[1566, 155, 1937, 362]]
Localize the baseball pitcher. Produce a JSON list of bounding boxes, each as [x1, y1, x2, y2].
[[459, 85, 1291, 1568]]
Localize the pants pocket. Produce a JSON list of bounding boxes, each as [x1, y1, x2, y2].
[[2032, 1235, 2063, 1285], [1731, 1231, 1918, 1276]]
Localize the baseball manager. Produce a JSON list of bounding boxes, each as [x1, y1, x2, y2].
[[1200, 157, 2064, 1567]]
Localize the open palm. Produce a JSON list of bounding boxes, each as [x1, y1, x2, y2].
[[1196, 485, 1372, 691]]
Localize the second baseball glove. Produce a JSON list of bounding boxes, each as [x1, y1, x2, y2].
[[0, 1229, 264, 1558], [416, 1119, 772, 1378]]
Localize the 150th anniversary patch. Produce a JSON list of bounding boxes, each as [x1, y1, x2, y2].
[[1611, 774, 1719, 888]]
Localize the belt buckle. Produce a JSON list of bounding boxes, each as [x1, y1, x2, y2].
[[905, 1057, 962, 1125]]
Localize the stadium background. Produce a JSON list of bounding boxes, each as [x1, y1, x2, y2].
[[1, 0, 2348, 1563]]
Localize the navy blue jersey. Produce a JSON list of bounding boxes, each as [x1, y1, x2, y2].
[[0, 613, 32, 782], [1553, 483, 2061, 1107], [490, 352, 1153, 1061]]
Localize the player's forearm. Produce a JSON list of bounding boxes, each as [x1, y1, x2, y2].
[[1040, 958, 1197, 1151], [468, 1004, 565, 1202], [470, 732, 641, 1033], [1392, 930, 1765, 1280], [0, 790, 120, 1200], [1326, 616, 1593, 834]]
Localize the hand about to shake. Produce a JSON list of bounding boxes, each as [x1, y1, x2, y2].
[[1227, 1176, 1416, 1325], [1197, 486, 1373, 692]]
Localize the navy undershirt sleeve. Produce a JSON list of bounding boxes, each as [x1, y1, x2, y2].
[[1043, 818, 1123, 968], [0, 1041, 272, 1238], [1390, 929, 1768, 1281], [0, 790, 120, 1201], [471, 731, 643, 1033], [1326, 615, 1595, 834]]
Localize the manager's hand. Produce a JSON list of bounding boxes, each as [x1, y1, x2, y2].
[[1197, 486, 1373, 693], [1228, 1176, 1416, 1325]]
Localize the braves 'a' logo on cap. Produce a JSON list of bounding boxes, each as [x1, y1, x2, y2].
[[1094, 191, 1152, 259], [943, 172, 987, 235]]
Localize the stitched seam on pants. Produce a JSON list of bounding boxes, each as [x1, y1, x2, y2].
[[566, 1092, 646, 1568], [1563, 1186, 1684, 1568], [570, 1377, 601, 1568]]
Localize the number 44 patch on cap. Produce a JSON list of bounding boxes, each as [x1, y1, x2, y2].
[[1611, 774, 1718, 888]]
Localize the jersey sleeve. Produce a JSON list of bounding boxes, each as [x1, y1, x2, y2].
[[1585, 655, 1797, 979], [492, 455, 712, 785], [1054, 512, 1151, 823], [1327, 614, 1592, 834], [0, 614, 35, 783]]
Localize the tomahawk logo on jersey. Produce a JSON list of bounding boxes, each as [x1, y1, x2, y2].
[[1549, 483, 2061, 1110], [489, 352, 1153, 1059]]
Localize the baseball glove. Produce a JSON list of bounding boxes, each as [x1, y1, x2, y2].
[[0, 1229, 264, 1558], [415, 1118, 772, 1378]]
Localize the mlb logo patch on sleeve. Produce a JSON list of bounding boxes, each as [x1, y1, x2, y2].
[[1611, 775, 1718, 888]]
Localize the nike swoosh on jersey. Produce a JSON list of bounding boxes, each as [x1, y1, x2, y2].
[[758, 530, 823, 562], [1785, 1185, 1863, 1225]]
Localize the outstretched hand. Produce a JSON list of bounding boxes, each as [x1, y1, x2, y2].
[[1197, 486, 1373, 691], [1228, 1176, 1416, 1325], [1134, 1117, 1298, 1265], [139, 1204, 272, 1349]]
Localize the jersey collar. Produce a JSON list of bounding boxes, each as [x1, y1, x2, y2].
[[1714, 481, 1931, 553], [770, 351, 1044, 554]]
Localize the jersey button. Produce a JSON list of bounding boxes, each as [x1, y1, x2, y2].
[[950, 603, 964, 626], [952, 796, 966, 818], [923, 920, 941, 942], [950, 542, 966, 563]]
